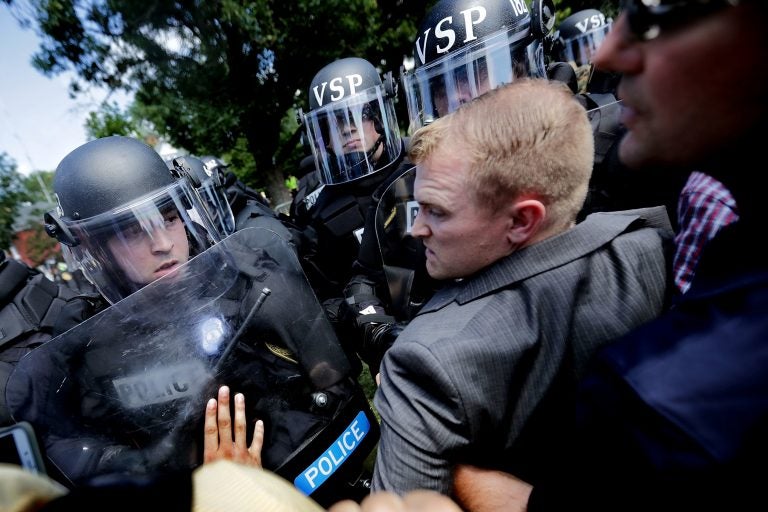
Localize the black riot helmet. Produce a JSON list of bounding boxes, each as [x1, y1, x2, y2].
[[401, 0, 556, 131], [299, 57, 402, 186], [553, 8, 612, 93], [44, 136, 221, 304], [554, 9, 612, 67]]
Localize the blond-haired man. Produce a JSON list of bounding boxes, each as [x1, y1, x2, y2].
[[371, 78, 672, 494]]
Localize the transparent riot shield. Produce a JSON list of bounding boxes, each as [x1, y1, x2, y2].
[[374, 166, 442, 321], [6, 228, 378, 507]]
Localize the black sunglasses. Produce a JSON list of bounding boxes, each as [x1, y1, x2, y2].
[[621, 0, 742, 41]]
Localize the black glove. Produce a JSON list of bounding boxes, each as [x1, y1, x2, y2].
[[547, 61, 579, 94], [340, 277, 399, 374], [358, 320, 405, 376]]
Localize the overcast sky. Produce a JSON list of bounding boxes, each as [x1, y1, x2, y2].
[[0, 7, 131, 176]]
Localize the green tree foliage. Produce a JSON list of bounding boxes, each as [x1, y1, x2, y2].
[[553, 0, 620, 22], [5, 0, 615, 204], [0, 153, 31, 251], [12, 0, 432, 203], [85, 101, 141, 139], [566, 0, 619, 18], [22, 170, 55, 204]]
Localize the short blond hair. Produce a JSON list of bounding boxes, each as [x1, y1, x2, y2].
[[408, 79, 594, 231]]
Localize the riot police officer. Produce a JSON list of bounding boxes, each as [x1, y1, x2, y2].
[[199, 154, 273, 209], [165, 154, 237, 238], [171, 154, 309, 262], [400, 0, 555, 131], [551, 8, 614, 94], [294, 57, 412, 303], [7, 136, 378, 507]]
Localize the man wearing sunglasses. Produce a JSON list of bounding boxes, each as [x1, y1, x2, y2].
[[442, 1, 768, 511]]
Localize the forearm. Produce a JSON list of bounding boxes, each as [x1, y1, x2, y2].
[[452, 465, 532, 512]]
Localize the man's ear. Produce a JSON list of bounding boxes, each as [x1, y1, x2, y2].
[[506, 198, 546, 247]]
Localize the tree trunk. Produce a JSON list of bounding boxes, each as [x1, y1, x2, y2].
[[265, 167, 292, 213]]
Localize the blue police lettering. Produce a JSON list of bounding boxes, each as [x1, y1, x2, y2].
[[294, 411, 370, 495], [303, 421, 362, 486]]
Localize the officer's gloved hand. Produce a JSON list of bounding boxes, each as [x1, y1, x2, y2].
[[340, 278, 402, 376], [547, 61, 579, 94], [358, 320, 405, 377]]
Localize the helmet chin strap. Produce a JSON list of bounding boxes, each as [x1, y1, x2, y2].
[[366, 134, 385, 163]]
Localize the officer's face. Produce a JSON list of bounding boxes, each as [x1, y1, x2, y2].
[[333, 104, 384, 160], [411, 145, 512, 280], [430, 64, 492, 118], [107, 209, 190, 286]]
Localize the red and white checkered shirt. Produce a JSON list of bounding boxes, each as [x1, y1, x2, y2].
[[674, 171, 739, 293]]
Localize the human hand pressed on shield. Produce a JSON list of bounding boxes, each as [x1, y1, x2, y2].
[[203, 385, 264, 467]]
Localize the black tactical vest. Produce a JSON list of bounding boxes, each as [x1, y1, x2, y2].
[[0, 257, 103, 425]]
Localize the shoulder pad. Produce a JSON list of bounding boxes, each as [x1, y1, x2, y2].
[[0, 260, 35, 306], [0, 273, 80, 348]]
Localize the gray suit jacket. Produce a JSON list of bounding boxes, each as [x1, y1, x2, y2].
[[372, 207, 673, 494]]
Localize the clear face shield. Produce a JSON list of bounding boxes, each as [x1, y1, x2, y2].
[[303, 85, 402, 186], [56, 179, 220, 304], [193, 175, 236, 237], [560, 21, 613, 92], [402, 25, 546, 132]]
